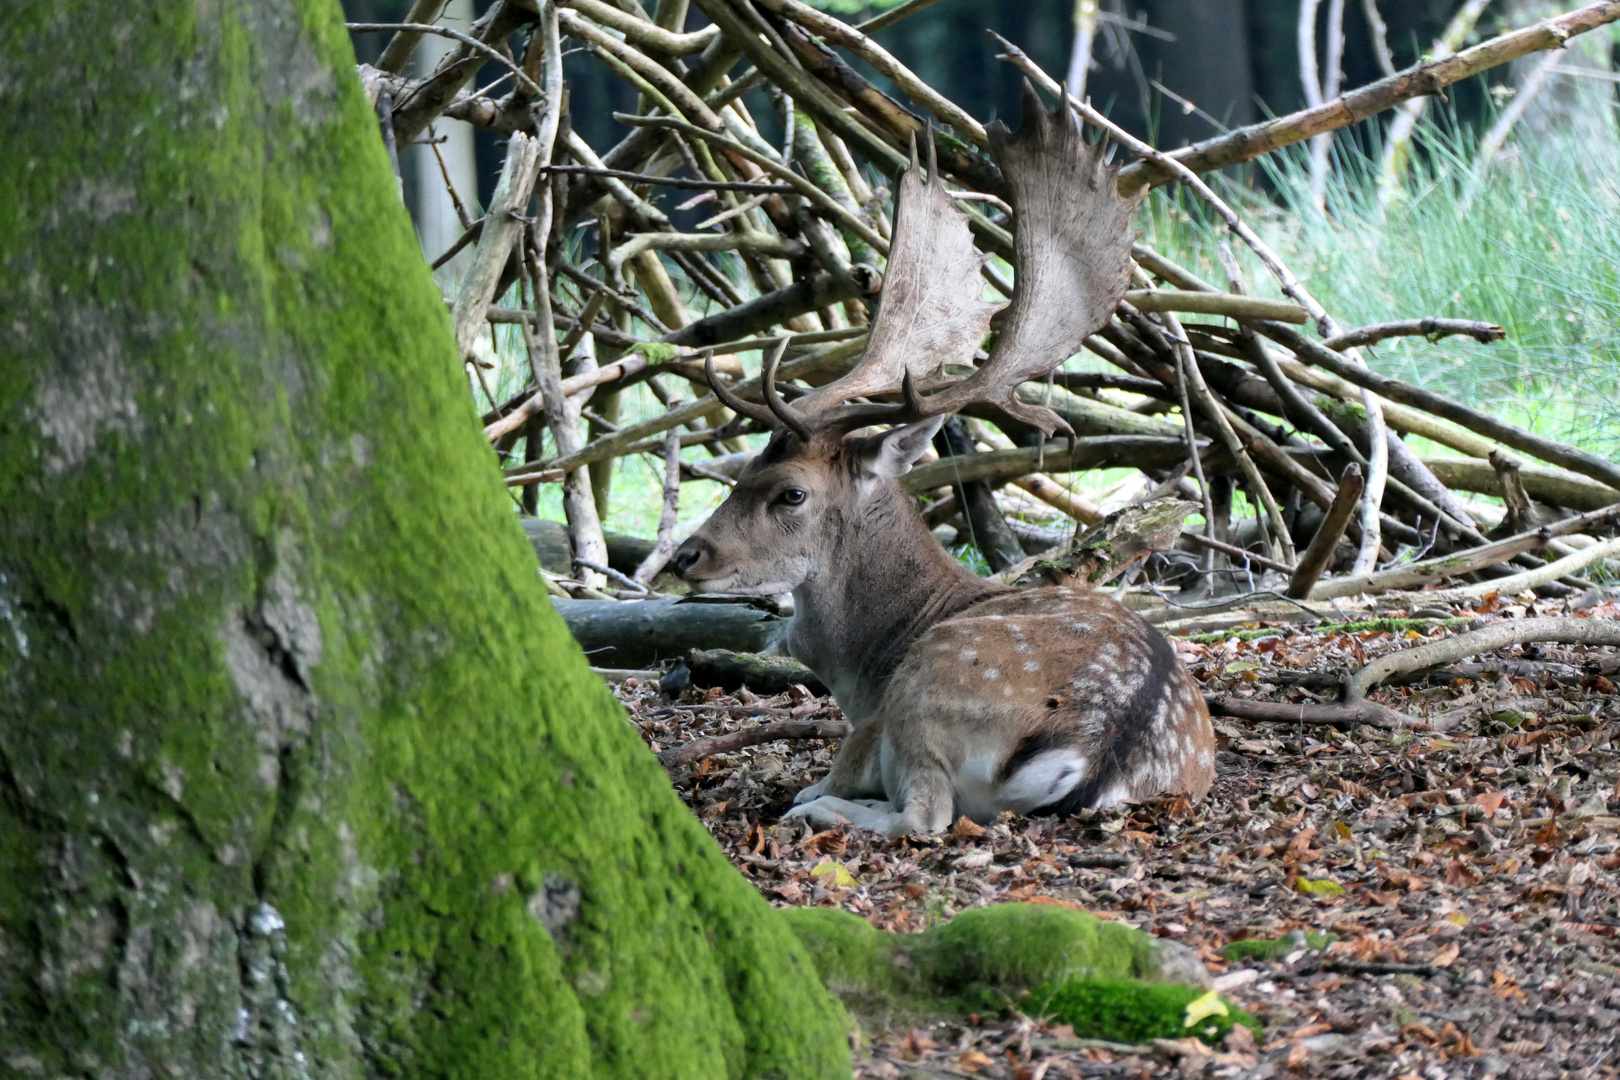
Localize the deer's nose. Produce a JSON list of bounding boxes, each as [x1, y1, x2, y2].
[[670, 538, 706, 579]]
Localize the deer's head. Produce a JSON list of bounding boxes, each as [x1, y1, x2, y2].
[[673, 85, 1143, 597]]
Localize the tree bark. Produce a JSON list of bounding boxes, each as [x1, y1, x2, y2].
[[0, 3, 847, 1076]]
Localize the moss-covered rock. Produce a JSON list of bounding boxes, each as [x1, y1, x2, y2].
[[782, 903, 1220, 1040], [1036, 979, 1262, 1046], [1221, 931, 1337, 962]]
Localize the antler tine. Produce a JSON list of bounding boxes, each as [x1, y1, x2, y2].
[[761, 337, 813, 444], [705, 349, 778, 430], [917, 81, 1145, 436], [924, 120, 938, 183]]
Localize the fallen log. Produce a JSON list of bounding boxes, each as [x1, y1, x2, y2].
[[551, 596, 789, 669], [680, 648, 828, 697]]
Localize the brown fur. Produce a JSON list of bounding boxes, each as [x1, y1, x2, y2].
[[673, 426, 1215, 838]]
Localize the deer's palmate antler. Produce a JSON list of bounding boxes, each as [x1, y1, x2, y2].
[[670, 85, 1213, 837]]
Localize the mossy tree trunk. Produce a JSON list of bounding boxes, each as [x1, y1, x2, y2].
[[0, 2, 846, 1077]]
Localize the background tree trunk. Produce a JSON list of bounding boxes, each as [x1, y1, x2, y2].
[[0, 2, 847, 1077]]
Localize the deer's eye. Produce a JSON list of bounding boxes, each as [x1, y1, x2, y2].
[[777, 488, 806, 506]]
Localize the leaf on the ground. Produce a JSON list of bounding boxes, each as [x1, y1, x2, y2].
[[1184, 989, 1229, 1028], [810, 861, 857, 887], [951, 815, 986, 840], [1294, 877, 1345, 897]]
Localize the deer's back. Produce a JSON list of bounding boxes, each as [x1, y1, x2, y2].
[[880, 585, 1213, 813]]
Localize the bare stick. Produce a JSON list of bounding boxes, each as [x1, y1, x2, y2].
[[1255, 320, 1620, 492], [1350, 616, 1620, 699], [1288, 463, 1364, 598], [562, 0, 720, 55], [995, 36, 1384, 570], [451, 133, 542, 363], [1115, 1, 1620, 193], [1208, 695, 1415, 731], [1311, 522, 1560, 602], [657, 717, 853, 768], [1471, 47, 1564, 179], [1376, 0, 1492, 205], [1124, 290, 1308, 323], [1014, 474, 1102, 526], [1181, 531, 1296, 575], [614, 114, 890, 255], [1162, 307, 1296, 564], [538, 163, 795, 193], [856, 0, 947, 34], [635, 425, 684, 585], [1359, 0, 1398, 79], [1319, 318, 1505, 351], [347, 22, 545, 99], [483, 352, 649, 443], [376, 0, 451, 74], [754, 0, 990, 149], [1419, 535, 1620, 604]]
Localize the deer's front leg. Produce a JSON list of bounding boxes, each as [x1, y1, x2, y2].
[[792, 717, 885, 804]]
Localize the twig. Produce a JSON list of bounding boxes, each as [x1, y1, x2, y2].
[[1376, 0, 1492, 205], [1359, 0, 1398, 80], [1114, 1, 1620, 193], [995, 35, 1382, 569], [856, 0, 947, 34], [1310, 521, 1558, 602], [657, 717, 852, 767], [561, 0, 720, 55], [451, 133, 542, 363], [1418, 535, 1620, 604], [1123, 289, 1308, 323], [635, 425, 684, 585], [754, 0, 990, 149], [1319, 318, 1506, 351], [375, 0, 450, 74], [1350, 616, 1620, 699], [574, 558, 649, 594], [539, 163, 795, 193], [1160, 305, 1295, 565], [347, 22, 545, 100], [1180, 531, 1294, 575], [1255, 321, 1620, 492], [1288, 464, 1363, 599], [613, 113, 890, 256], [1209, 695, 1414, 730]]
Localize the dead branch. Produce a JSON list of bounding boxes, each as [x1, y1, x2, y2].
[[1257, 320, 1620, 492], [1350, 616, 1620, 699], [1115, 1, 1620, 193], [1319, 318, 1506, 351], [634, 425, 684, 586], [1288, 463, 1364, 599], [1208, 696, 1414, 731], [657, 717, 852, 768]]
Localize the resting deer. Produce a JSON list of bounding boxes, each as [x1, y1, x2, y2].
[[670, 87, 1214, 837]]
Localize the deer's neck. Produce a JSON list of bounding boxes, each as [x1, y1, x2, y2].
[[787, 483, 1004, 724]]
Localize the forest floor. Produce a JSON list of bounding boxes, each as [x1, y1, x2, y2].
[[617, 591, 1620, 1080]]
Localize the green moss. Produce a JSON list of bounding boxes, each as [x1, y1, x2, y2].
[[0, 1, 847, 1076], [781, 903, 1207, 1040], [1220, 931, 1337, 962], [1035, 979, 1261, 1046]]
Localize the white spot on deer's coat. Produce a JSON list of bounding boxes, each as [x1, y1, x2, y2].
[[1023, 660, 1041, 673], [958, 649, 977, 662], [983, 668, 1000, 680]]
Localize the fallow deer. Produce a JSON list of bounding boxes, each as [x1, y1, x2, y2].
[[670, 86, 1215, 837]]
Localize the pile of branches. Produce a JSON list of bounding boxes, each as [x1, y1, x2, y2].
[[351, 0, 1620, 607]]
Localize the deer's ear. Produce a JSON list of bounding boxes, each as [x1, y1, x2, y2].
[[855, 416, 946, 483]]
